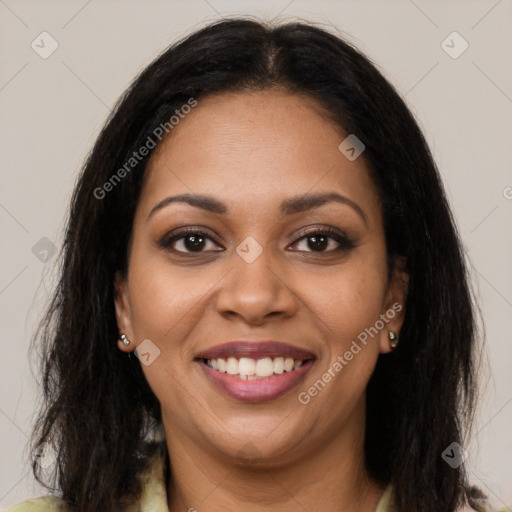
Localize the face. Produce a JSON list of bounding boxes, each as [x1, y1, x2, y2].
[[115, 90, 407, 467]]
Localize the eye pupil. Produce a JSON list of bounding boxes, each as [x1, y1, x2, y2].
[[308, 235, 328, 251], [185, 235, 206, 251]]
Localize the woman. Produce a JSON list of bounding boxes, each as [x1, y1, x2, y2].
[[8, 18, 492, 512]]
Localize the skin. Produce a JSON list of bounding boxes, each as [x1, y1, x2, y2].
[[114, 90, 408, 512]]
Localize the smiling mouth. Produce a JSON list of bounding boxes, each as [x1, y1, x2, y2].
[[194, 341, 316, 402], [201, 356, 310, 379], [196, 356, 315, 402]]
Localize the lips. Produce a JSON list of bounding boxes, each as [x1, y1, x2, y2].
[[195, 341, 316, 402]]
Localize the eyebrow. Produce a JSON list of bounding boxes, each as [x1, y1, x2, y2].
[[147, 192, 367, 224]]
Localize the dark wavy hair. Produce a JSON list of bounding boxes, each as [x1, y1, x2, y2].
[[31, 18, 484, 512]]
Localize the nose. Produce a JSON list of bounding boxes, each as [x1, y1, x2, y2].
[[215, 244, 298, 326]]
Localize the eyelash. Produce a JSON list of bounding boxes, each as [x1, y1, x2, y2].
[[158, 227, 356, 255]]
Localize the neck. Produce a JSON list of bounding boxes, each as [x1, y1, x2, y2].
[[164, 399, 385, 512]]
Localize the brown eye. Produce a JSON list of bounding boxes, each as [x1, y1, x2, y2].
[[158, 229, 223, 254], [289, 228, 356, 253]]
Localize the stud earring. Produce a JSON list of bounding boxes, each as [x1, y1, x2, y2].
[[388, 331, 399, 349], [120, 334, 130, 346]]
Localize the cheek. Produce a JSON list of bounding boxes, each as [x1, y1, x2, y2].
[[301, 254, 388, 344], [299, 266, 387, 418], [126, 242, 207, 350], [125, 247, 208, 408]]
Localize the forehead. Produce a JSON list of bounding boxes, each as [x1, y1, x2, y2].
[[139, 90, 380, 222]]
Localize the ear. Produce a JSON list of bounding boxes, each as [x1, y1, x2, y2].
[[114, 271, 135, 353], [379, 257, 409, 354]]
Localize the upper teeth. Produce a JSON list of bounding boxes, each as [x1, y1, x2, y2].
[[207, 357, 304, 379]]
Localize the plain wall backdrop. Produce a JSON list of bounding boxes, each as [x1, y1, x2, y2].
[[1, 0, 511, 509]]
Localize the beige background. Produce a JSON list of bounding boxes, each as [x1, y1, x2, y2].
[[1, 0, 511, 509]]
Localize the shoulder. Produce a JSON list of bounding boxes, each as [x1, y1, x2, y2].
[[375, 485, 507, 512], [4, 495, 64, 511], [375, 484, 394, 512], [6, 444, 168, 512]]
